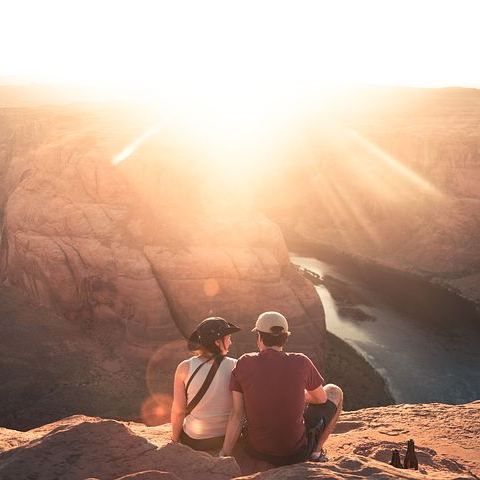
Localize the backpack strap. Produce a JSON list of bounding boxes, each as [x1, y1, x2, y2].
[[186, 356, 224, 415], [185, 358, 211, 393]]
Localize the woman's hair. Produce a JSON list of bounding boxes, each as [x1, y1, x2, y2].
[[258, 327, 289, 347], [189, 338, 224, 357]]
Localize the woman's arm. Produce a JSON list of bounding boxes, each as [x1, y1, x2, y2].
[[220, 391, 245, 455], [171, 361, 188, 442]]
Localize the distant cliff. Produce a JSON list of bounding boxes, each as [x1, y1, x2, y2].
[[260, 87, 480, 307]]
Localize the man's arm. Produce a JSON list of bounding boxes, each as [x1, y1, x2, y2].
[[304, 355, 328, 404], [170, 361, 188, 442], [305, 384, 328, 404], [221, 391, 245, 455]]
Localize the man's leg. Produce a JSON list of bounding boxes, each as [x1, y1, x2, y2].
[[315, 384, 343, 451]]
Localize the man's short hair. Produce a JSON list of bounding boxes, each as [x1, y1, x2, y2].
[[258, 327, 289, 347]]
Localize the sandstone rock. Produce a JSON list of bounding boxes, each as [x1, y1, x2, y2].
[[259, 87, 480, 307], [0, 107, 326, 370], [234, 456, 467, 479], [0, 401, 478, 480], [327, 401, 480, 479], [0, 106, 328, 437], [0, 416, 241, 480], [114, 472, 181, 480], [0, 283, 150, 431], [0, 134, 178, 344]]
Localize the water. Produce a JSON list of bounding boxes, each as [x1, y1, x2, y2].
[[291, 254, 480, 404]]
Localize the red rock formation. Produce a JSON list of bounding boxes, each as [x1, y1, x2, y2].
[[0, 401, 478, 479], [0, 106, 326, 368], [263, 87, 480, 306]]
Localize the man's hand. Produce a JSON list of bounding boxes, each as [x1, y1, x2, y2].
[[221, 391, 245, 455]]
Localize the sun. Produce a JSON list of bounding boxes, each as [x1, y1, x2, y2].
[[2, 1, 479, 91], [110, 54, 321, 186], [5, 1, 479, 188]]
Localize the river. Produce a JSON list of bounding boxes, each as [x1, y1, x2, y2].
[[290, 253, 480, 405]]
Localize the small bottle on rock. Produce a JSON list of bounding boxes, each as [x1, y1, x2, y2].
[[390, 449, 403, 468], [403, 439, 419, 470]]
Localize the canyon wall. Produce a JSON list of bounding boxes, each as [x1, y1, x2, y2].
[[0, 105, 325, 367], [263, 87, 480, 306]]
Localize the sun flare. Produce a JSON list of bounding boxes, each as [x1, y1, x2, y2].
[[7, 1, 475, 208], [4, 1, 479, 188], [111, 79, 314, 187]]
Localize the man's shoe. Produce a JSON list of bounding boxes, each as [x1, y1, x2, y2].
[[309, 449, 329, 462]]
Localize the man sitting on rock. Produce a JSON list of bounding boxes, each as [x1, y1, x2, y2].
[[220, 311, 343, 465]]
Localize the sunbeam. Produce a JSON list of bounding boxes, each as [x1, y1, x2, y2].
[[346, 129, 442, 197], [112, 116, 170, 166], [310, 172, 383, 247], [296, 123, 445, 250]]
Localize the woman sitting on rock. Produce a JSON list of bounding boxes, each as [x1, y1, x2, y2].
[[171, 317, 241, 451]]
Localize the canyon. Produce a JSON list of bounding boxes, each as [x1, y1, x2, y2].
[[261, 87, 480, 307], [0, 102, 326, 361], [1, 86, 479, 479], [0, 97, 327, 430]]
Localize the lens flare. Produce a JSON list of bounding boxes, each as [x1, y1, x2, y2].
[[145, 340, 189, 397], [140, 393, 172, 426], [203, 278, 220, 297], [112, 116, 170, 165]]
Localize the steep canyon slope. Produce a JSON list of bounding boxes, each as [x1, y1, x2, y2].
[[0, 103, 325, 371], [261, 87, 480, 306]]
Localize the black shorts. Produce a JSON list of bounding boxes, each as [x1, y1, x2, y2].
[[180, 429, 225, 451], [303, 400, 338, 458], [244, 400, 338, 466]]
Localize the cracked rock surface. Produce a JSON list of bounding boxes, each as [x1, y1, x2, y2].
[[0, 107, 326, 368], [1, 401, 478, 480]]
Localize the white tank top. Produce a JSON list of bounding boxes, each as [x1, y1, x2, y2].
[[183, 356, 236, 439]]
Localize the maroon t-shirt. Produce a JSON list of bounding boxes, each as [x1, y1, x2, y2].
[[230, 349, 323, 457]]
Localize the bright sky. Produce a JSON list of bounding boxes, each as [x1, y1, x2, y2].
[[3, 1, 475, 198], [1, 0, 479, 93]]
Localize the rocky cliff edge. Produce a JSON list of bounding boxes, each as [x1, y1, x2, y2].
[[0, 401, 478, 480]]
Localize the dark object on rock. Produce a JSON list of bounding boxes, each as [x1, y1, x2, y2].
[[403, 439, 419, 470], [390, 449, 403, 468]]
